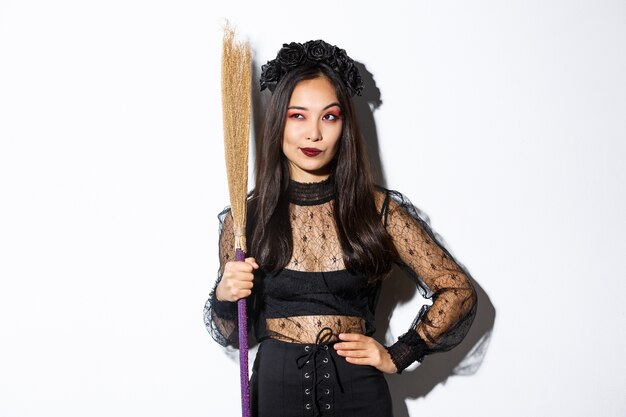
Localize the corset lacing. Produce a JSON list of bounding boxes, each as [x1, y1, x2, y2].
[[296, 327, 344, 416]]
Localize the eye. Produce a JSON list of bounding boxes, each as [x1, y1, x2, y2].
[[323, 113, 341, 121], [288, 112, 305, 119]]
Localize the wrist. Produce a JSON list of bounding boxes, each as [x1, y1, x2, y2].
[[215, 283, 227, 302], [386, 337, 428, 374], [382, 348, 398, 374], [210, 284, 238, 320]]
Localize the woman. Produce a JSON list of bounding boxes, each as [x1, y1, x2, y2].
[[204, 40, 477, 417]]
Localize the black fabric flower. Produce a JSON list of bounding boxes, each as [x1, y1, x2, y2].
[[276, 42, 307, 69], [259, 40, 364, 96], [343, 64, 363, 96], [329, 48, 349, 74], [304, 40, 335, 61], [260, 61, 282, 92]]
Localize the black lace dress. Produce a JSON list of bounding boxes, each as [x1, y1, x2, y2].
[[204, 177, 477, 417]]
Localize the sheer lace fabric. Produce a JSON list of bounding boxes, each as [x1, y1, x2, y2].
[[383, 191, 477, 369], [285, 201, 346, 272], [266, 315, 365, 344], [203, 179, 477, 372]]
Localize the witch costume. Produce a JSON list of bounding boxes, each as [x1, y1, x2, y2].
[[204, 40, 477, 417]]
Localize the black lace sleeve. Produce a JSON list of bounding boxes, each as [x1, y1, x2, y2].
[[382, 190, 477, 373], [203, 207, 246, 347]]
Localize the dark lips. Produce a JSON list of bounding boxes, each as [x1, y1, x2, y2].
[[301, 148, 322, 157]]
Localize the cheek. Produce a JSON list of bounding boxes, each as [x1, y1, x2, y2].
[[328, 141, 341, 159], [282, 125, 296, 147], [325, 137, 342, 161], [324, 123, 343, 154], [281, 136, 294, 159], [283, 121, 304, 144]]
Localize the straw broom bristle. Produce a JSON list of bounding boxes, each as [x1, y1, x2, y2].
[[222, 23, 251, 253]]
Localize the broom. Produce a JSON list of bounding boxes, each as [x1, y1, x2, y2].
[[221, 23, 251, 417]]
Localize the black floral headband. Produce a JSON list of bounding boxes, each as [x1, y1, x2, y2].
[[259, 40, 364, 97]]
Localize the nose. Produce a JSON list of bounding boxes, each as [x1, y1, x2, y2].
[[307, 121, 323, 142]]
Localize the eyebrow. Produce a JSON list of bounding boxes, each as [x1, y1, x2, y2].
[[287, 102, 341, 111]]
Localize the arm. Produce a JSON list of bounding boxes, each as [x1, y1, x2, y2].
[[384, 191, 477, 373], [203, 208, 256, 347]]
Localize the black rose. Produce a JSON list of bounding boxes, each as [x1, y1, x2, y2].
[[260, 62, 281, 91], [330, 48, 349, 72], [343, 64, 363, 96], [276, 42, 307, 69], [304, 40, 335, 61]]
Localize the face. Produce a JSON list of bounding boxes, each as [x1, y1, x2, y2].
[[282, 76, 343, 183]]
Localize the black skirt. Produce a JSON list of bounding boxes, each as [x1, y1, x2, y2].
[[250, 338, 393, 417]]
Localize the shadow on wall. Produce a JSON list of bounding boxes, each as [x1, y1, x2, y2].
[[250, 59, 496, 417], [375, 266, 494, 417]]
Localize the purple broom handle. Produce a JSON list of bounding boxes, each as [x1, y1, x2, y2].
[[236, 248, 251, 417]]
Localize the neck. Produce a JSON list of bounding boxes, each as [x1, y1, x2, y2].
[[288, 164, 332, 183], [287, 175, 335, 206]]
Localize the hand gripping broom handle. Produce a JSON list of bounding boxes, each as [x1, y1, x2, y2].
[[236, 248, 250, 417]]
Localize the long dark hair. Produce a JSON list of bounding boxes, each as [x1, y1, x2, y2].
[[249, 64, 396, 280]]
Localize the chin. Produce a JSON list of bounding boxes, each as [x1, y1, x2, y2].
[[300, 162, 329, 173]]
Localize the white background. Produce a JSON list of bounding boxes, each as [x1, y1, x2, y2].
[[1, 1, 625, 416]]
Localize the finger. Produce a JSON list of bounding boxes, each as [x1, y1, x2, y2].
[[344, 356, 373, 366], [334, 342, 365, 351], [236, 280, 254, 290], [338, 333, 367, 342], [225, 260, 256, 272], [234, 271, 255, 282], [224, 268, 255, 282], [232, 261, 256, 273], [235, 289, 252, 299], [336, 349, 370, 358], [245, 257, 260, 269]]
